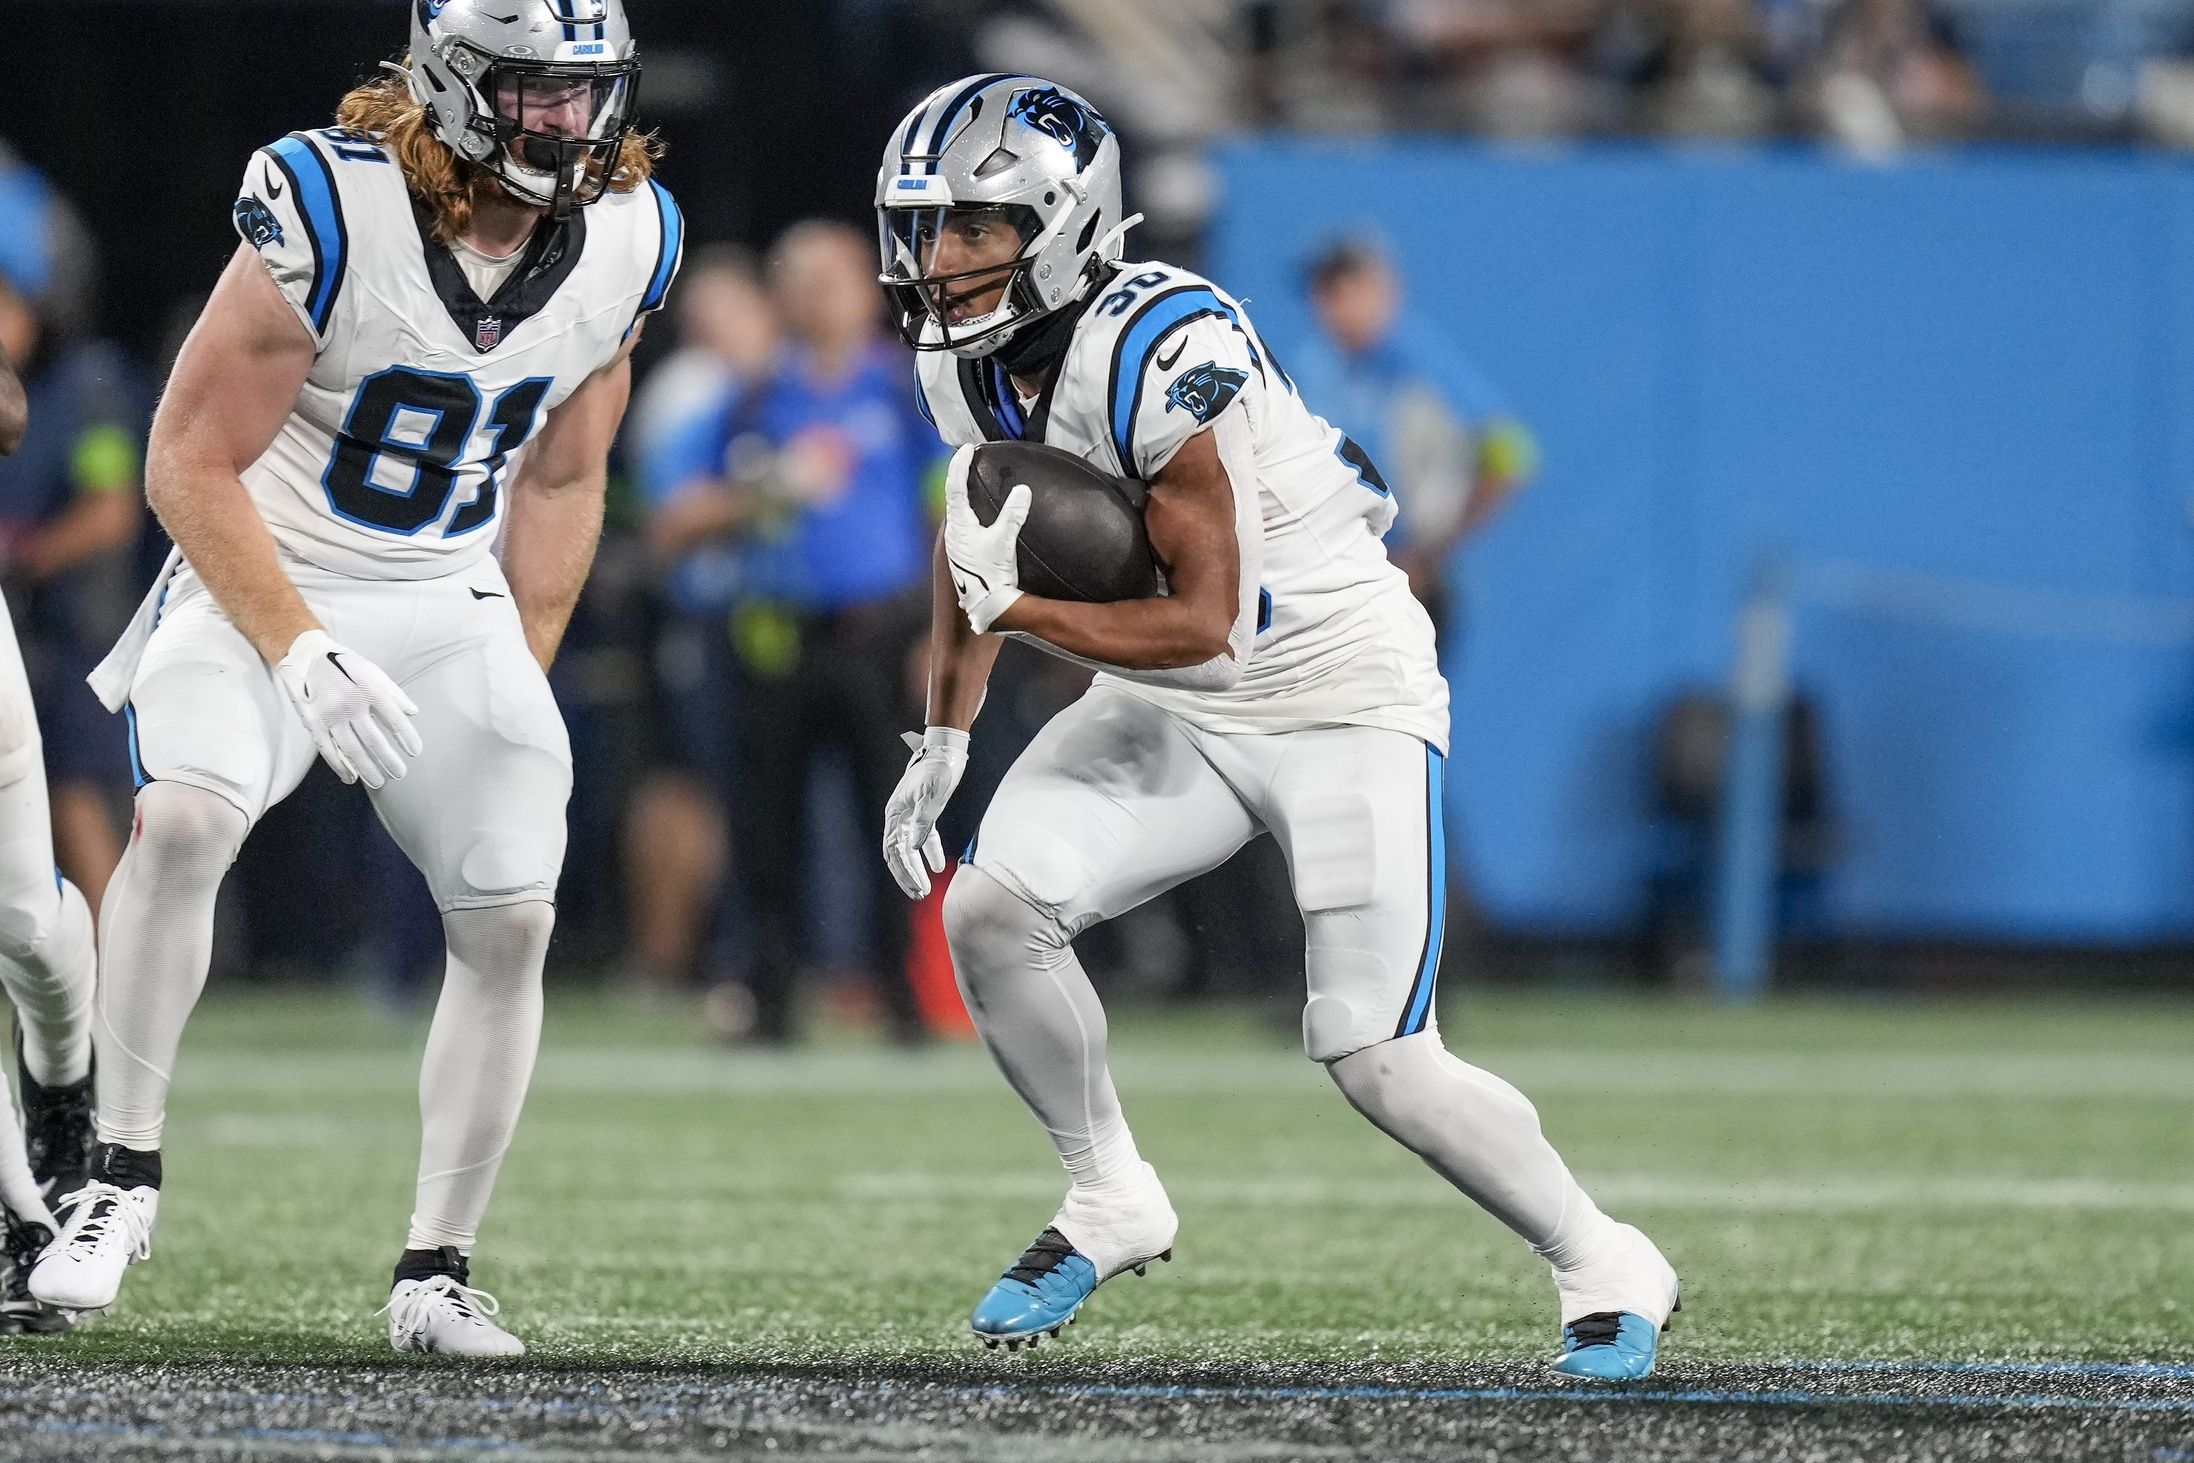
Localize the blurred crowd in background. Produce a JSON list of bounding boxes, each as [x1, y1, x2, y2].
[[973, 0, 2194, 252], [1234, 0, 2194, 146], [3, 0, 2189, 1039]]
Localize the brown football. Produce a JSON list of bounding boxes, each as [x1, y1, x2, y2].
[[965, 441, 1161, 603]]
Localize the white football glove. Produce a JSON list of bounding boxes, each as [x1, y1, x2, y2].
[[882, 726, 969, 899], [274, 630, 423, 790], [943, 444, 1031, 636]]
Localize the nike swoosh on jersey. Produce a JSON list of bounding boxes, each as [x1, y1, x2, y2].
[[470, 587, 506, 600], [267, 173, 284, 200], [1156, 335, 1187, 371]]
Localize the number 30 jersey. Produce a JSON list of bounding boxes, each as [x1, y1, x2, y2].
[[917, 261, 1450, 753], [231, 127, 682, 580]]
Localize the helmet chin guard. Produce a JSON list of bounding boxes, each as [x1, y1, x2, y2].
[[876, 75, 1130, 359]]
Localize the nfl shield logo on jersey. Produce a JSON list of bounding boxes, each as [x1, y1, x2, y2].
[[473, 314, 503, 352]]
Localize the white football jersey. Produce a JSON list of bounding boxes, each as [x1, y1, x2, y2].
[[230, 126, 682, 579], [918, 261, 1449, 751]]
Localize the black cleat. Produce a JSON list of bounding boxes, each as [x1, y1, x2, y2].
[[16, 1020, 94, 1209], [0, 1206, 74, 1334]]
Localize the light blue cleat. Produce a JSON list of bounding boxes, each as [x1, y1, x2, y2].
[[970, 1226, 1170, 1350], [1549, 1299, 1678, 1380]]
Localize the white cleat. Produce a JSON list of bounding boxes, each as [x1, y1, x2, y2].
[[382, 1275, 526, 1358], [1552, 1222, 1680, 1330], [1052, 1162, 1180, 1284], [27, 1183, 158, 1313]]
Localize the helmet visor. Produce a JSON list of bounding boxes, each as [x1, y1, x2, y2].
[[877, 204, 1040, 350]]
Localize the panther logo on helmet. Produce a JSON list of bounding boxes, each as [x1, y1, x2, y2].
[[1165, 362, 1249, 425], [233, 195, 284, 251], [1006, 87, 1106, 172], [415, 0, 448, 26]]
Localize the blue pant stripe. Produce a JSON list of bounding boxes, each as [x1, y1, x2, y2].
[[1396, 745, 1447, 1037], [123, 701, 148, 789]]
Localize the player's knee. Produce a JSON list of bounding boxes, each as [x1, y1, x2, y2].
[[943, 866, 1064, 981], [444, 899, 555, 979], [130, 781, 249, 885], [1326, 1029, 1448, 1133], [0, 880, 58, 963]]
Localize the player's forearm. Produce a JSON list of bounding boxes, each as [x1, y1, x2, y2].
[[993, 590, 1234, 672], [503, 470, 607, 671], [927, 532, 1000, 729], [147, 453, 320, 663]]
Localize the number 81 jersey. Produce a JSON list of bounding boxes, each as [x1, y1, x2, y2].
[[231, 127, 681, 579]]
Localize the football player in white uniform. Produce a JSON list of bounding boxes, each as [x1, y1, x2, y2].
[[0, 342, 97, 1336], [28, 0, 682, 1356], [877, 75, 1679, 1379]]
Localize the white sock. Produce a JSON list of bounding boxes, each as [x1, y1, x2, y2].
[[942, 867, 1147, 1196], [1328, 1030, 1623, 1267], [0, 767, 95, 1088], [405, 901, 552, 1253], [92, 782, 248, 1149]]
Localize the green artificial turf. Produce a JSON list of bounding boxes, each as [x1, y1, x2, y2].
[[26, 985, 2194, 1368]]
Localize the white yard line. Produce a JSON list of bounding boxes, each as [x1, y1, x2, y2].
[[182, 1046, 2194, 1102], [836, 1170, 2194, 1213]]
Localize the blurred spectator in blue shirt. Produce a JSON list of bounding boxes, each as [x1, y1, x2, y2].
[[1290, 237, 1538, 638], [619, 247, 779, 1006], [0, 162, 144, 914], [629, 244, 780, 490], [643, 220, 937, 1045]]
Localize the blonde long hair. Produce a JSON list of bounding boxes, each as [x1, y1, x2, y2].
[[334, 61, 662, 242]]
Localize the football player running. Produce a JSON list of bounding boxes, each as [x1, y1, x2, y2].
[[28, 0, 681, 1356], [878, 75, 1679, 1379], [0, 340, 97, 1336]]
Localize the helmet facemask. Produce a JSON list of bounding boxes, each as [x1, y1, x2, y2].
[[443, 43, 639, 217], [879, 202, 1065, 356]]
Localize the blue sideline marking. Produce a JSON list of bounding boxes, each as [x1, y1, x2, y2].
[[1788, 1359, 2194, 1381], [1002, 1381, 2194, 1416]]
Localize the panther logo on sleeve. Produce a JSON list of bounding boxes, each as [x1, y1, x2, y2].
[[233, 195, 284, 250], [1164, 363, 1249, 425]]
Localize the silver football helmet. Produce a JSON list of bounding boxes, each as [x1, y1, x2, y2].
[[407, 0, 640, 217], [876, 74, 1133, 358]]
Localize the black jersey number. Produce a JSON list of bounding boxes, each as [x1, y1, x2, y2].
[[322, 368, 552, 537]]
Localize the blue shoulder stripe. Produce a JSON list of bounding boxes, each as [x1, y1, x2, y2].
[[1107, 286, 1240, 471], [266, 134, 347, 335], [640, 179, 683, 316]]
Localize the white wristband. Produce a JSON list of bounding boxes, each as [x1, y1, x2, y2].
[[280, 628, 338, 667], [923, 726, 971, 757]]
